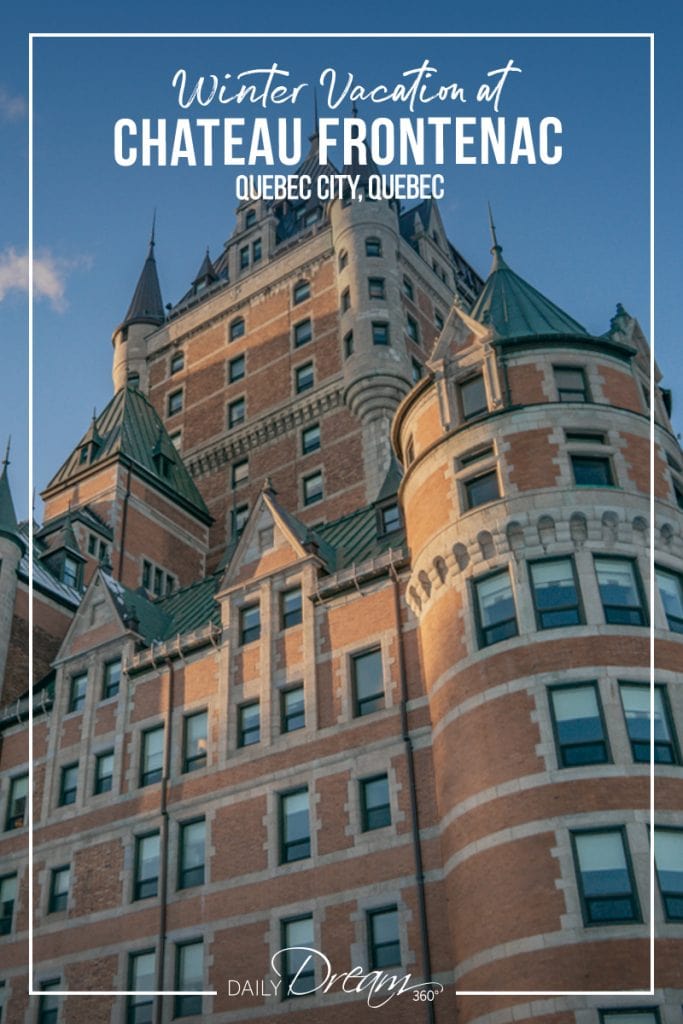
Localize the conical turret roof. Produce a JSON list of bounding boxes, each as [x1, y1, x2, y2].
[[192, 248, 218, 288], [122, 226, 165, 328], [470, 216, 588, 342], [0, 441, 21, 546]]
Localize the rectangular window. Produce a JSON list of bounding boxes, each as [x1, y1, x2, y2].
[[281, 588, 303, 629], [474, 569, 518, 647], [301, 424, 320, 455], [69, 672, 87, 713], [183, 711, 208, 773], [459, 374, 487, 420], [572, 828, 640, 924], [435, 309, 444, 330], [343, 331, 354, 358], [228, 397, 245, 428], [599, 1012, 660, 1024], [464, 469, 499, 509], [134, 832, 160, 900], [87, 534, 98, 555], [549, 684, 609, 767], [654, 828, 683, 921], [142, 559, 151, 589], [372, 321, 390, 346], [406, 314, 419, 343], [0, 873, 17, 935], [368, 906, 401, 968], [239, 245, 249, 269], [339, 249, 348, 270], [403, 276, 414, 301], [379, 503, 401, 535], [619, 683, 679, 765], [411, 359, 422, 383], [281, 686, 305, 733], [179, 819, 205, 889], [293, 280, 310, 304], [240, 604, 261, 645], [245, 209, 256, 228], [232, 503, 249, 539], [167, 390, 183, 416], [368, 277, 385, 300], [595, 557, 646, 625], [655, 566, 683, 633], [295, 362, 314, 393], [229, 353, 245, 383], [555, 365, 588, 402], [102, 659, 121, 700], [280, 788, 310, 863], [153, 567, 163, 597], [48, 866, 70, 913], [38, 981, 60, 1024], [365, 237, 382, 257], [94, 750, 114, 794], [59, 764, 78, 806], [252, 238, 262, 262], [232, 459, 249, 488], [281, 916, 314, 997], [565, 430, 606, 444], [238, 702, 260, 747], [128, 950, 156, 1024], [341, 287, 351, 313], [572, 454, 614, 487], [140, 726, 163, 786], [529, 557, 582, 628], [294, 319, 312, 347], [303, 471, 323, 506], [360, 775, 391, 831], [174, 941, 203, 1018], [5, 774, 27, 830], [170, 351, 184, 375], [229, 317, 245, 341], [352, 648, 384, 717]]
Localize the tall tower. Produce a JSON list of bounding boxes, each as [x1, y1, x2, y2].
[[394, 220, 682, 1005], [111, 222, 165, 394], [329, 149, 414, 501], [0, 443, 25, 694]]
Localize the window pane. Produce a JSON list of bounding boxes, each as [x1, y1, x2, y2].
[[572, 455, 613, 487], [282, 790, 310, 862], [184, 712, 208, 772], [180, 820, 205, 888], [353, 650, 384, 716], [282, 916, 314, 996], [460, 375, 487, 419], [465, 470, 499, 509], [654, 829, 683, 919], [296, 363, 314, 393], [175, 942, 203, 1017], [141, 728, 163, 785], [369, 908, 401, 968], [656, 568, 683, 632], [362, 776, 391, 831], [95, 751, 114, 793], [601, 1013, 659, 1024], [239, 703, 260, 747], [551, 685, 607, 766], [620, 684, 676, 764], [136, 833, 160, 900], [282, 687, 305, 733], [595, 559, 645, 625], [69, 673, 87, 712], [555, 366, 587, 401], [282, 588, 303, 629], [240, 604, 260, 644], [103, 660, 121, 698], [530, 558, 581, 628], [574, 830, 638, 923], [475, 571, 517, 645]]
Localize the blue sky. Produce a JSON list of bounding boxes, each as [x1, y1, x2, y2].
[[1, 0, 681, 521]]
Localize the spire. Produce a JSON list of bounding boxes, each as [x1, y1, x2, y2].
[[0, 438, 20, 541], [121, 217, 165, 328], [309, 88, 319, 142], [470, 213, 588, 342], [487, 201, 505, 270], [192, 247, 218, 289]]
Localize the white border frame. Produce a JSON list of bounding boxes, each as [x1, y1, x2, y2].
[[27, 30, 655, 1002]]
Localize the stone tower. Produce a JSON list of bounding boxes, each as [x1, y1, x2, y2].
[[0, 444, 24, 692], [111, 223, 165, 394]]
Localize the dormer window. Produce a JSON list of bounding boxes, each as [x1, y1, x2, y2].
[[79, 447, 89, 465], [63, 557, 80, 588], [245, 209, 256, 229], [153, 452, 172, 479]]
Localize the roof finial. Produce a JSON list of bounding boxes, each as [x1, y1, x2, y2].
[[149, 209, 157, 251], [487, 201, 501, 253], [309, 88, 319, 143], [2, 436, 10, 470]]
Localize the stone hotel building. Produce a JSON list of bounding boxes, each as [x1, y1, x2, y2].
[[0, 132, 682, 1024]]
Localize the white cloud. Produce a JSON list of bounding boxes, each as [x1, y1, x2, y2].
[[0, 87, 26, 122], [0, 248, 90, 312]]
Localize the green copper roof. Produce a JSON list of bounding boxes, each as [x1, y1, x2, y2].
[[157, 573, 222, 635], [44, 387, 211, 522], [470, 243, 588, 341]]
